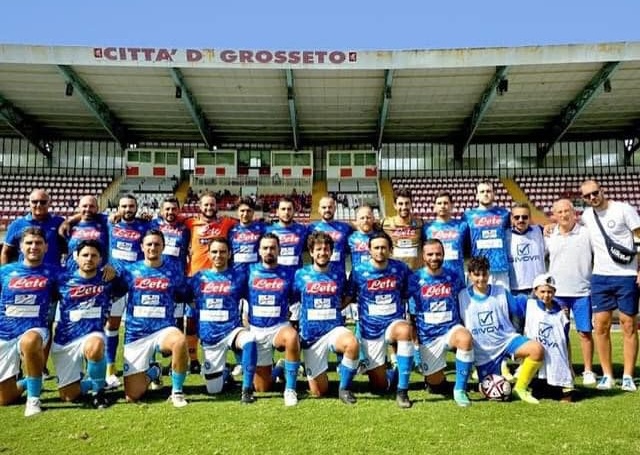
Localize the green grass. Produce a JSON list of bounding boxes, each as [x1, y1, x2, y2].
[[2, 332, 640, 455]]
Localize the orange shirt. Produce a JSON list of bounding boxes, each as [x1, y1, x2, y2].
[[185, 215, 237, 276]]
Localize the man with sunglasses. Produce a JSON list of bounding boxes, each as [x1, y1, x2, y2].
[[579, 180, 640, 392]]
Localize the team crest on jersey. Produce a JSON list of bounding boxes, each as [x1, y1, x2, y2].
[[473, 215, 503, 228], [252, 277, 285, 291], [69, 284, 105, 299], [112, 227, 142, 240], [200, 281, 232, 294], [421, 283, 452, 298], [72, 228, 102, 240], [134, 277, 170, 290], [367, 276, 396, 291], [9, 276, 48, 290], [305, 281, 337, 294], [431, 230, 458, 241], [233, 231, 261, 242], [277, 233, 299, 245]]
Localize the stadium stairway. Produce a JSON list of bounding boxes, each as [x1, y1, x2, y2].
[[174, 180, 191, 205], [379, 179, 395, 219], [500, 177, 550, 225], [310, 180, 327, 220]]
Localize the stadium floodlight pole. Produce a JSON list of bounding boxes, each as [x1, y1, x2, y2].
[[285, 68, 299, 150], [0, 92, 51, 158], [375, 69, 394, 151]]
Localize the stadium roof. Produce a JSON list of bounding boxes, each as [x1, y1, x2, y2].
[[1, 42, 640, 157]]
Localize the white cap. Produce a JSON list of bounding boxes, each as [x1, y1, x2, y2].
[[533, 273, 556, 290]]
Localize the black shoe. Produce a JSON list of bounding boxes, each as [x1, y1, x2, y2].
[[189, 360, 201, 375], [90, 390, 110, 409], [240, 388, 256, 404], [396, 389, 412, 409], [338, 388, 357, 405]]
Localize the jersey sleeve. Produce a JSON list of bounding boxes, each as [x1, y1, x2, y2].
[[508, 292, 527, 321]]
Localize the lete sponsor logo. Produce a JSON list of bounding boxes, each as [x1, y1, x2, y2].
[[305, 281, 337, 294], [69, 284, 105, 298], [233, 231, 261, 243], [134, 277, 170, 291], [112, 227, 142, 241], [430, 230, 459, 241], [366, 277, 396, 291], [200, 281, 232, 294], [473, 215, 503, 228], [252, 278, 285, 291], [8, 276, 48, 290], [421, 283, 452, 298]]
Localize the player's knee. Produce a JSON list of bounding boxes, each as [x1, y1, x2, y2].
[[19, 332, 43, 353], [204, 372, 224, 394], [84, 338, 105, 361], [236, 330, 255, 349]]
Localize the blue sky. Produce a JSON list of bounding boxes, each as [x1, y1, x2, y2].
[[2, 0, 639, 50]]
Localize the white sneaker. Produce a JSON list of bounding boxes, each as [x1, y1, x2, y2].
[[231, 364, 243, 377], [582, 370, 597, 386], [621, 375, 637, 392], [283, 388, 298, 407], [596, 375, 613, 390], [24, 397, 42, 417], [169, 392, 188, 408], [104, 374, 121, 390]]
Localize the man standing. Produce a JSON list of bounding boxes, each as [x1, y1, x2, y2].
[[381, 188, 424, 271], [188, 237, 257, 404], [409, 239, 474, 407], [347, 231, 414, 408], [52, 240, 126, 408], [120, 229, 189, 407], [307, 195, 353, 275], [507, 202, 546, 296], [422, 191, 468, 275], [265, 197, 308, 277], [463, 180, 510, 288], [0, 227, 61, 416], [229, 197, 267, 275], [579, 180, 640, 391], [247, 233, 301, 406], [294, 232, 359, 404], [62, 195, 109, 272], [546, 198, 595, 385], [348, 204, 378, 267], [184, 191, 236, 374]]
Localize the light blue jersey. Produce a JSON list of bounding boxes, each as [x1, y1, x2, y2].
[[463, 206, 510, 273], [422, 219, 468, 274]]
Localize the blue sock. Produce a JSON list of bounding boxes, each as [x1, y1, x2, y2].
[[396, 355, 412, 391], [16, 378, 26, 393], [25, 376, 42, 398], [171, 371, 186, 393], [234, 350, 243, 367], [146, 364, 161, 382], [80, 379, 93, 395], [385, 367, 398, 391], [338, 357, 358, 390], [284, 360, 300, 391], [105, 330, 119, 365], [87, 358, 107, 392], [454, 350, 474, 391], [413, 348, 422, 369], [241, 342, 257, 390], [272, 361, 284, 382]]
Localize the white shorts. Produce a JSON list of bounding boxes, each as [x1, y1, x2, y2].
[[361, 319, 405, 370], [0, 328, 49, 383], [418, 324, 463, 376], [109, 294, 127, 318], [123, 326, 177, 376], [303, 326, 351, 379], [250, 323, 290, 367], [289, 302, 301, 321], [202, 327, 245, 374], [51, 331, 105, 388]]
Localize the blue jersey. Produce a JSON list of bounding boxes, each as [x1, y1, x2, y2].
[[265, 221, 307, 277], [188, 268, 248, 346], [54, 272, 127, 345], [307, 220, 353, 274], [247, 263, 295, 328], [65, 216, 110, 271], [0, 262, 61, 340], [229, 221, 267, 274], [121, 261, 187, 344], [5, 213, 65, 266], [347, 259, 411, 340], [348, 230, 375, 268], [294, 265, 346, 348], [109, 219, 149, 271], [409, 266, 466, 344], [150, 218, 190, 274], [422, 219, 468, 274], [463, 206, 510, 273]]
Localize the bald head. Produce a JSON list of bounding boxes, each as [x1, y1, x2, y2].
[[78, 195, 99, 220]]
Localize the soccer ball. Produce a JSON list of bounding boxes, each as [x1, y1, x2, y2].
[[479, 374, 512, 401]]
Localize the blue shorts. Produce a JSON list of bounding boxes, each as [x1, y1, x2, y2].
[[477, 335, 529, 379], [554, 296, 592, 332], [591, 275, 639, 316]]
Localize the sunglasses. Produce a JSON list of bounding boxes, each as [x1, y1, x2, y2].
[[513, 215, 529, 220], [581, 190, 600, 199], [30, 199, 49, 206]]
